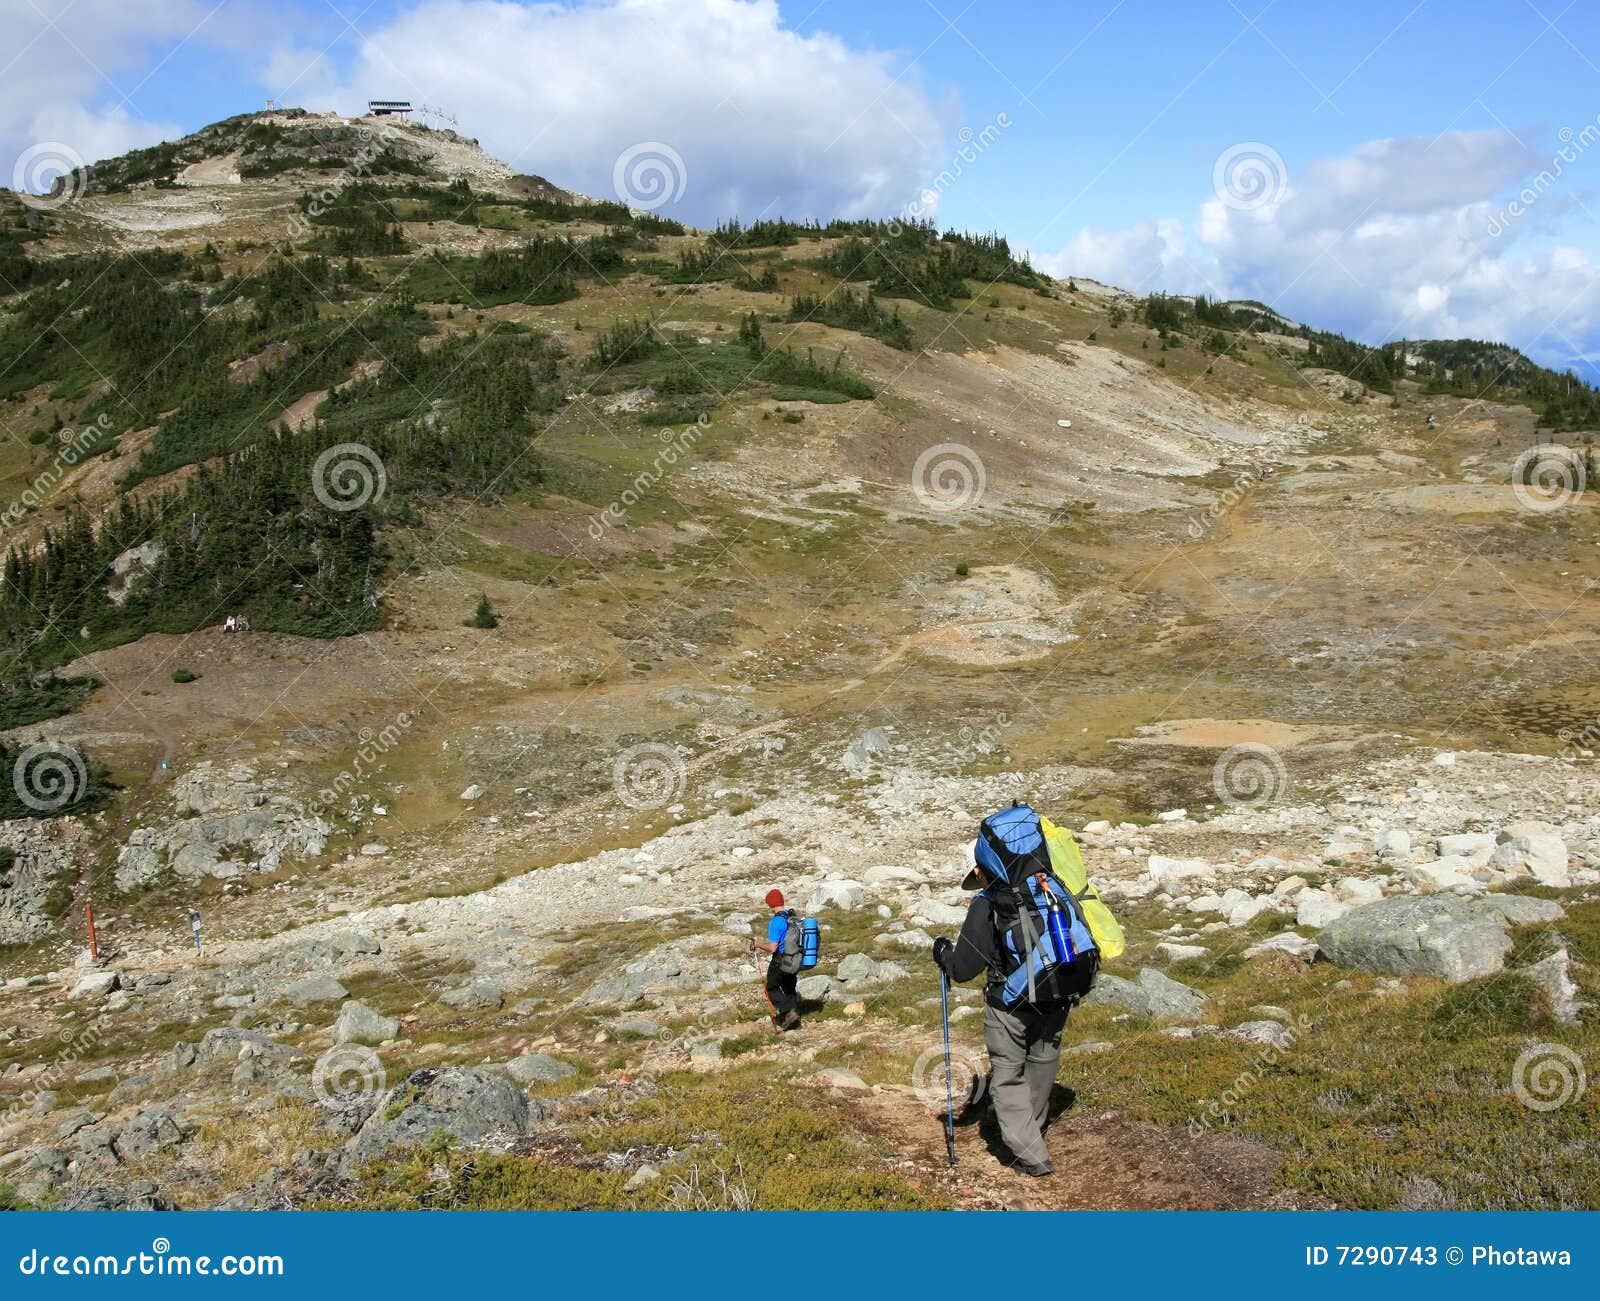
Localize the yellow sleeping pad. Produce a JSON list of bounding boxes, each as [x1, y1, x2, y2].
[[1040, 816, 1125, 960]]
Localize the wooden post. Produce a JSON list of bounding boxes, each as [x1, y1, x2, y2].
[[85, 901, 98, 964]]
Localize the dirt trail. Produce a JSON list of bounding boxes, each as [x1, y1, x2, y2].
[[855, 1086, 1304, 1210]]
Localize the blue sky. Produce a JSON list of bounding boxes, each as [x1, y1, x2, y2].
[[6, 0, 1600, 376]]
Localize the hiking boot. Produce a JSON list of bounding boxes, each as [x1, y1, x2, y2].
[[1015, 1159, 1053, 1178], [780, 1009, 802, 1030]]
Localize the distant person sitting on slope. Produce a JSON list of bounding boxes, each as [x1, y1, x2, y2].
[[751, 888, 801, 1031]]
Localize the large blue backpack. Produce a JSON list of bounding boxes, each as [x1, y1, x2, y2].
[[976, 802, 1098, 1012]]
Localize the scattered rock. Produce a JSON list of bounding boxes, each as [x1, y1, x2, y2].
[[1373, 829, 1411, 859], [460, 784, 485, 802], [441, 980, 504, 1011], [283, 975, 348, 1007], [1226, 1020, 1295, 1050], [1520, 949, 1583, 1025], [1489, 834, 1570, 886], [1088, 967, 1208, 1020], [814, 1068, 868, 1090], [69, 970, 121, 999], [502, 1053, 578, 1085], [625, 1164, 661, 1192], [797, 974, 836, 1002], [112, 1107, 183, 1160], [1295, 891, 1348, 928], [334, 1000, 399, 1046], [806, 880, 866, 912]]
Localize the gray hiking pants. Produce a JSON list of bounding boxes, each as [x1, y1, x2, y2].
[[984, 1002, 1068, 1168]]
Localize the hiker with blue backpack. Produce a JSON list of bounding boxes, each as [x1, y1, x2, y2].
[[932, 803, 1125, 1177], [751, 888, 819, 1031]]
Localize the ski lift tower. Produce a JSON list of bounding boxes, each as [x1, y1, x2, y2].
[[417, 104, 460, 131]]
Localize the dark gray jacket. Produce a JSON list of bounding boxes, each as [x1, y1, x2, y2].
[[937, 893, 999, 992]]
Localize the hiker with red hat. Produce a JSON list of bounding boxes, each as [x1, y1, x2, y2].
[[751, 887, 802, 1031]]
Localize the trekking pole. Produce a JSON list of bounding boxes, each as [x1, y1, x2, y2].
[[939, 968, 957, 1167]]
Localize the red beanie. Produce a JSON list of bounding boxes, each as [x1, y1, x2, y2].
[[764, 888, 784, 908]]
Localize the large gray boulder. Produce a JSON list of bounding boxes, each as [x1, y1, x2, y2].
[[283, 975, 348, 1007], [441, 979, 503, 1011], [1316, 894, 1512, 983], [345, 1067, 535, 1167], [835, 952, 880, 984], [1088, 967, 1208, 1020], [1473, 895, 1565, 927], [1489, 833, 1569, 886], [797, 974, 837, 1002], [806, 880, 867, 912], [112, 1107, 183, 1160], [502, 1053, 578, 1086], [334, 1000, 399, 1046]]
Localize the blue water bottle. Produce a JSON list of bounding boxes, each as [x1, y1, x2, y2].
[[1041, 878, 1076, 963]]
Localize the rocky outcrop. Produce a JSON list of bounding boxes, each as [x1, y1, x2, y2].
[[1315, 895, 1513, 983], [0, 820, 88, 944], [344, 1067, 535, 1168], [115, 761, 330, 890]]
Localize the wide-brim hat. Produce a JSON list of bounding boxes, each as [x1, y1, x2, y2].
[[961, 836, 1006, 890]]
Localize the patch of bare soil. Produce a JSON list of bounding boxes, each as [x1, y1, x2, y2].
[[272, 389, 328, 432], [856, 1087, 1319, 1210], [1121, 718, 1357, 750]]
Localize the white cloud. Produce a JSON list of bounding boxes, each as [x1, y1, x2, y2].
[[1034, 218, 1201, 294], [322, 0, 950, 224], [1042, 128, 1600, 372], [0, 0, 299, 189]]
